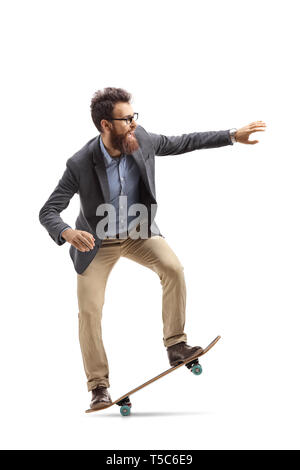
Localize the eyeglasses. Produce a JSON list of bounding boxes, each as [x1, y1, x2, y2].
[[110, 113, 139, 125]]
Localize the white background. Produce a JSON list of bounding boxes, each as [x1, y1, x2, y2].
[[0, 0, 299, 451]]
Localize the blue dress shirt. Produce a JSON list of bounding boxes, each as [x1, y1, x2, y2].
[[59, 135, 141, 241], [99, 135, 141, 237]]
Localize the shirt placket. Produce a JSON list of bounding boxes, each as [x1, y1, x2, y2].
[[119, 156, 126, 233]]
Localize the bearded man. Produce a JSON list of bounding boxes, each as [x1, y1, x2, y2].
[[39, 87, 266, 410]]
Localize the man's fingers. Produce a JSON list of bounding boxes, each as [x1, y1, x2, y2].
[[75, 240, 89, 252], [250, 121, 266, 126], [72, 240, 88, 252], [77, 235, 90, 248], [81, 231, 95, 241], [80, 231, 95, 248], [249, 125, 266, 132], [78, 233, 95, 250], [72, 236, 92, 251], [248, 140, 259, 145], [249, 126, 266, 132], [249, 128, 266, 133]]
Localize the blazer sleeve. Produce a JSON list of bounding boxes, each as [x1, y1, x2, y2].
[[148, 129, 233, 156], [39, 159, 79, 246]]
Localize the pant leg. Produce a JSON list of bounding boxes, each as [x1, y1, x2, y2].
[[121, 235, 187, 348], [77, 239, 121, 391]]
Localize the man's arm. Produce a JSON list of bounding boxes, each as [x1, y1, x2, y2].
[[148, 121, 267, 155], [148, 129, 232, 156], [39, 160, 78, 246]]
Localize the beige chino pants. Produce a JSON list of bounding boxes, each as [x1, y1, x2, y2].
[[77, 234, 187, 391]]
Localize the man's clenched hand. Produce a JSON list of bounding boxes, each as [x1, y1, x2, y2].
[[62, 229, 95, 252], [236, 121, 267, 145]]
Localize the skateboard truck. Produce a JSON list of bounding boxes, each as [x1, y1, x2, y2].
[[185, 358, 203, 375], [116, 396, 132, 416]]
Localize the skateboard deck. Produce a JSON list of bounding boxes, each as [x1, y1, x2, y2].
[[85, 335, 221, 416]]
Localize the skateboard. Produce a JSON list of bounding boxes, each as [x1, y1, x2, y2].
[[85, 335, 221, 416]]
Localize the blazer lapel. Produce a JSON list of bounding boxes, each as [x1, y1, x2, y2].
[[131, 147, 154, 198], [92, 135, 110, 203]]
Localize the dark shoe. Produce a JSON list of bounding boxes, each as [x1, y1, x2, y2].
[[90, 386, 112, 410], [167, 342, 203, 367]]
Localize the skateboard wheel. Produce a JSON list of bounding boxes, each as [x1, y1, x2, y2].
[[191, 364, 202, 375], [120, 405, 131, 416]]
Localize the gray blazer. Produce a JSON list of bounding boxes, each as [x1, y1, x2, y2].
[[39, 125, 233, 274]]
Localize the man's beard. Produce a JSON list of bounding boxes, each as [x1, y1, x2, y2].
[[110, 128, 140, 155]]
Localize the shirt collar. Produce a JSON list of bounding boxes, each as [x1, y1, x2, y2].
[[99, 135, 124, 168]]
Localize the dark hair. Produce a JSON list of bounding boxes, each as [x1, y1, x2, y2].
[[90, 87, 132, 132]]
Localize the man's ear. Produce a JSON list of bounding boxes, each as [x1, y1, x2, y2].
[[101, 119, 111, 133]]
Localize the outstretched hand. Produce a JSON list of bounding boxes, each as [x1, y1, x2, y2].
[[236, 121, 267, 145]]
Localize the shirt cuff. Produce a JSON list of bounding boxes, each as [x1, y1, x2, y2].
[[59, 226, 71, 243]]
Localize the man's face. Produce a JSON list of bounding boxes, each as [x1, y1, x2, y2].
[[106, 101, 139, 154]]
